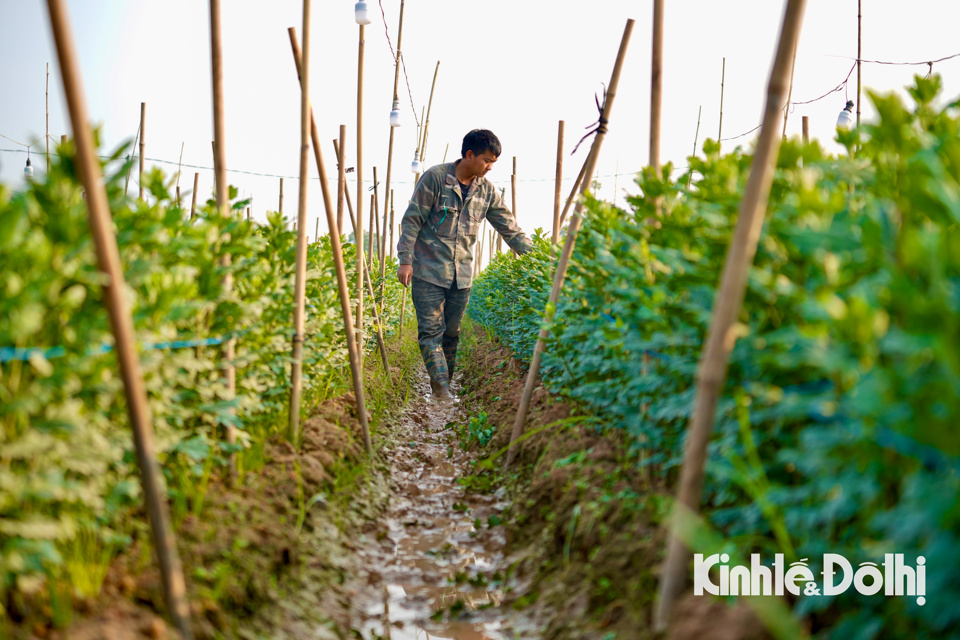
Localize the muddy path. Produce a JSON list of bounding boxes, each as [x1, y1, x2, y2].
[[344, 370, 536, 640]]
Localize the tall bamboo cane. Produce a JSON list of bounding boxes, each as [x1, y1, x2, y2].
[[419, 62, 440, 166], [356, 24, 366, 364], [138, 102, 145, 201], [289, 28, 373, 455], [44, 1, 192, 637], [190, 172, 199, 220], [287, 0, 312, 445], [552, 121, 564, 244], [382, 0, 405, 278], [210, 0, 236, 473], [279, 177, 284, 214], [505, 20, 634, 469], [336, 127, 346, 235], [654, 0, 808, 629], [650, 0, 664, 173]]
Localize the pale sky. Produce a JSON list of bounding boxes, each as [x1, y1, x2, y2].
[[2, 1, 959, 248]]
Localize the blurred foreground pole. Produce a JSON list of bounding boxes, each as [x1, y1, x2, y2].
[[654, 0, 808, 630], [505, 19, 635, 469], [44, 0, 193, 637]]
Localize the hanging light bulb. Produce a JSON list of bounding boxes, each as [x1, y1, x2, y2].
[[410, 149, 423, 174], [836, 100, 855, 129], [354, 1, 372, 25], [390, 99, 401, 127], [24, 156, 33, 179]]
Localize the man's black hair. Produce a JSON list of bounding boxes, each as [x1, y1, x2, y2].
[[461, 129, 501, 159]]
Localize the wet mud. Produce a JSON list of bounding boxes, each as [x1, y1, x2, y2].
[[345, 372, 534, 640]]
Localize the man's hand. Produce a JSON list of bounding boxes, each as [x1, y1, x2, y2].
[[397, 264, 413, 287]]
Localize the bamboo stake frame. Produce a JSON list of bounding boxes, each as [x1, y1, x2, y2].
[[654, 0, 808, 629], [505, 19, 635, 469], [43, 1, 193, 637], [289, 28, 373, 455]]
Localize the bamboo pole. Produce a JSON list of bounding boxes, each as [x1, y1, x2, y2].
[[552, 121, 564, 244], [177, 186, 181, 208], [510, 157, 518, 259], [279, 177, 284, 214], [289, 28, 373, 455], [557, 160, 588, 229], [333, 139, 355, 225], [336, 126, 346, 235], [373, 166, 383, 271], [413, 105, 425, 185], [368, 194, 375, 273], [398, 287, 407, 339], [505, 19, 634, 469], [190, 172, 199, 219], [650, 0, 664, 172], [314, 216, 319, 244], [718, 57, 726, 148], [419, 62, 440, 165], [692, 105, 702, 157], [61, 134, 66, 145], [210, 0, 236, 474], [442, 143, 449, 163], [382, 0, 405, 278], [46, 63, 50, 173], [857, 0, 861, 130], [389, 188, 395, 260], [782, 37, 799, 138], [43, 2, 193, 637], [175, 141, 184, 197], [356, 23, 366, 363], [138, 102, 145, 201], [380, 189, 388, 278], [802, 115, 809, 143], [247, 207, 250, 221], [654, 0, 808, 629], [489, 228, 494, 262], [288, 0, 312, 446]]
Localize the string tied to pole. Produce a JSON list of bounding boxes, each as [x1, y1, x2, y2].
[[571, 84, 608, 156]]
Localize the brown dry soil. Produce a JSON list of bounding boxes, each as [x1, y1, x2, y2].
[[11, 321, 768, 640]]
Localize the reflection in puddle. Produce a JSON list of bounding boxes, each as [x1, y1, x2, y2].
[[343, 373, 534, 640]]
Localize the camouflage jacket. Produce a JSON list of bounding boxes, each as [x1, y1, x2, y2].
[[397, 161, 532, 289]]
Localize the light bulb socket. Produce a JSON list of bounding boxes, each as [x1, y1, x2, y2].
[[355, 1, 372, 25]]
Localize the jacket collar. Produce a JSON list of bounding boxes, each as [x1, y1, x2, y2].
[[443, 160, 485, 197]]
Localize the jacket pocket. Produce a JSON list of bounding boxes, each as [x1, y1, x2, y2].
[[430, 193, 459, 238]]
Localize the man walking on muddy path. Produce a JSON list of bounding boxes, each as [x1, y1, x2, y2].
[[397, 129, 532, 400]]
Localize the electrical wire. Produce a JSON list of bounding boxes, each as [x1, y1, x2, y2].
[[377, 0, 420, 128]]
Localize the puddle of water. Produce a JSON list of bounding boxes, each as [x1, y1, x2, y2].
[[342, 372, 535, 640]]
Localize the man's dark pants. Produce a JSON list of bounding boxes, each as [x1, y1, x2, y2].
[[411, 277, 470, 387]]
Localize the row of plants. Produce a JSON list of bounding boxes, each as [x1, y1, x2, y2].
[[467, 75, 959, 639], [0, 139, 406, 623]]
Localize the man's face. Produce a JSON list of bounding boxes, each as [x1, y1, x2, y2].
[[465, 150, 498, 177]]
